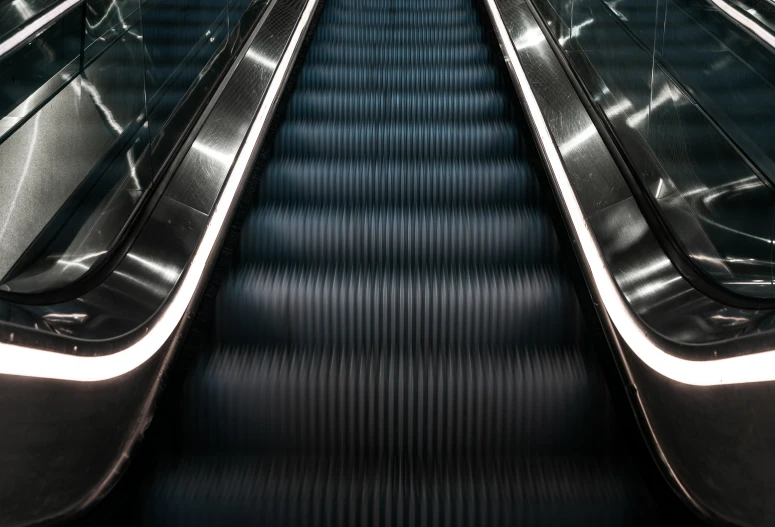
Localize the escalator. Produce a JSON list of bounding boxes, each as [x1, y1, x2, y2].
[[74, 0, 696, 524]]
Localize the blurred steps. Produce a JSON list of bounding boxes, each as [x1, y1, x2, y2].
[[119, 0, 667, 524]]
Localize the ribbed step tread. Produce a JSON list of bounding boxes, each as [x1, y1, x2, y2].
[[326, 0, 472, 6], [143, 456, 656, 526], [320, 8, 479, 25], [328, 0, 473, 10], [305, 43, 491, 66], [287, 91, 513, 121], [305, 43, 492, 66], [216, 267, 580, 348], [259, 159, 541, 207], [274, 122, 522, 159], [296, 65, 500, 91], [240, 207, 558, 267], [317, 21, 482, 31], [181, 345, 613, 455], [314, 25, 483, 43]]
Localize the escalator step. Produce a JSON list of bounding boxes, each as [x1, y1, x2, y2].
[[326, 0, 473, 10], [179, 345, 614, 454], [143, 456, 653, 527], [216, 267, 580, 348], [296, 65, 501, 91], [305, 43, 491, 66], [313, 25, 484, 43], [305, 42, 491, 66], [259, 159, 541, 207], [274, 122, 522, 159], [319, 8, 480, 26], [239, 207, 558, 267], [286, 91, 512, 121]]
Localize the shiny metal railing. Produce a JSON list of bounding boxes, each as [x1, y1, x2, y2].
[[486, 0, 775, 524]]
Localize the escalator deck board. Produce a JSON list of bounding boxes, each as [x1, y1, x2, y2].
[[130, 0, 667, 524]]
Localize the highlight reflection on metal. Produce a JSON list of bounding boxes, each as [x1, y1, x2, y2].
[[710, 0, 775, 49], [0, 58, 80, 141], [0, 6, 82, 140], [547, 0, 775, 298], [0, 0, 254, 291], [245, 47, 278, 69], [0, 0, 83, 58], [0, 32, 145, 282], [489, 0, 746, 386], [487, 1, 775, 524], [0, 0, 317, 378], [493, 0, 775, 382], [191, 139, 235, 168]]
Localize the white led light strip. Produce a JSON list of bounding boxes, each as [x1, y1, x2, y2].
[[484, 0, 775, 387], [0, 0, 319, 382], [0, 0, 84, 59]]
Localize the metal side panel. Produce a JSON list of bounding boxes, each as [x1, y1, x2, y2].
[[485, 0, 775, 525], [0, 0, 319, 524]]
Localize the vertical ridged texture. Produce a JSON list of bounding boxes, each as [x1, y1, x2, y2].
[[145, 457, 652, 527], [239, 207, 559, 267], [216, 266, 577, 348], [138, 0, 664, 523], [182, 346, 614, 456]]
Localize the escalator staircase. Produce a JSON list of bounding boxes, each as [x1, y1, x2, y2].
[[85, 0, 680, 524]]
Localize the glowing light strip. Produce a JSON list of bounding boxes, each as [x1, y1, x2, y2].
[[0, 0, 318, 382], [485, 0, 775, 387], [0, 0, 83, 58], [709, 0, 775, 50]]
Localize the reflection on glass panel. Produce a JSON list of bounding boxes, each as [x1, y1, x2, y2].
[[534, 0, 572, 42], [83, 30, 146, 134], [228, 0, 252, 32], [0, 8, 81, 139], [83, 0, 142, 62], [0, 0, 67, 41], [646, 66, 775, 295], [571, 0, 653, 139], [0, 28, 147, 284], [6, 125, 152, 292], [0, 0, 248, 292], [143, 0, 227, 142], [661, 0, 775, 179], [534, 0, 775, 298], [601, 0, 658, 47]]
